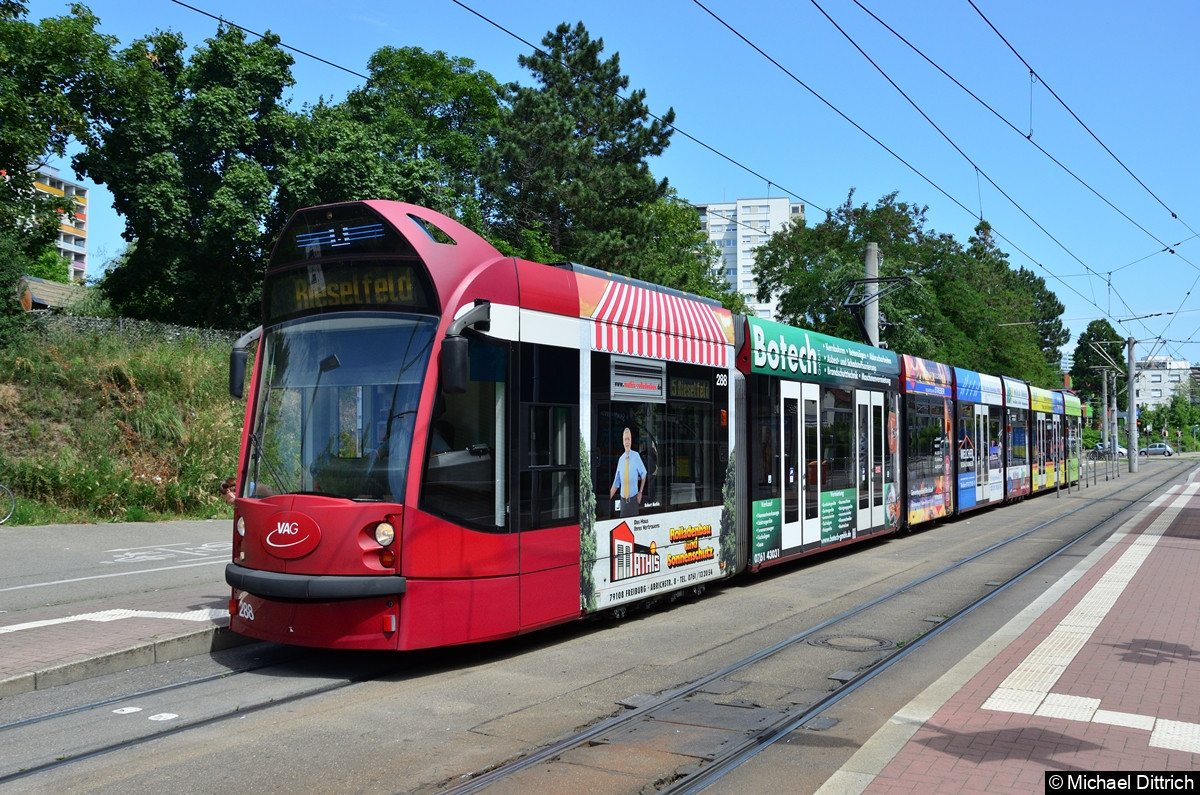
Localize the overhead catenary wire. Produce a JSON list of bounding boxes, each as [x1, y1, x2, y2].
[[164, 0, 1190, 363], [850, 0, 1199, 277], [967, 0, 1198, 238]]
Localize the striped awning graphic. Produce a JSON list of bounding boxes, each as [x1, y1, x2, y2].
[[590, 281, 729, 367]]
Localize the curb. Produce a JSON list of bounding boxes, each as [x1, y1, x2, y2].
[[0, 624, 256, 698]]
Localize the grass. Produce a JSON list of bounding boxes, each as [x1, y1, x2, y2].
[[0, 322, 243, 524]]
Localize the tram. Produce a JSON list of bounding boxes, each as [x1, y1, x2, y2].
[[224, 200, 1081, 650]]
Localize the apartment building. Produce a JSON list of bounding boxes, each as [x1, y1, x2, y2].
[[695, 197, 804, 320], [33, 166, 88, 282], [1134, 355, 1191, 410]]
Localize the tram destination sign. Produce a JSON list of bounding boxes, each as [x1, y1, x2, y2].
[[264, 260, 435, 324], [747, 317, 899, 387]]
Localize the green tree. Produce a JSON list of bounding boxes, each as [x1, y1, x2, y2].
[[753, 191, 1066, 383], [1012, 266, 1070, 374], [1068, 319, 1123, 414], [754, 191, 942, 353], [26, 245, 71, 282], [272, 47, 504, 232], [0, 1, 113, 264], [74, 24, 296, 329], [481, 22, 675, 271]]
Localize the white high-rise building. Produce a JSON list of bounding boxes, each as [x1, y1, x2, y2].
[[695, 197, 804, 320]]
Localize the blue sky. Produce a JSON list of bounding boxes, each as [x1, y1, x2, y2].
[[28, 0, 1200, 368]]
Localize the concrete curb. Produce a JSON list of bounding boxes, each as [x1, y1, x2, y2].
[[0, 624, 256, 697]]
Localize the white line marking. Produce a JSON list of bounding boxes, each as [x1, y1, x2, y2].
[[982, 483, 1200, 753], [0, 607, 227, 634], [0, 559, 227, 593]]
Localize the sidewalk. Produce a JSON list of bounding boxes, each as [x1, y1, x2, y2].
[[0, 519, 246, 697], [822, 469, 1200, 792], [0, 582, 243, 697]]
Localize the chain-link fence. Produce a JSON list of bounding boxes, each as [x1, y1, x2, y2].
[[27, 311, 242, 349]]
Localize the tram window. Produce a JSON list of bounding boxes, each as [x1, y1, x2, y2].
[[858, 402, 869, 510], [750, 376, 780, 503], [907, 394, 947, 482], [591, 355, 728, 519], [1007, 410, 1027, 466], [421, 335, 508, 531], [822, 388, 854, 491], [957, 402, 976, 474], [804, 396, 818, 521], [518, 343, 580, 530]]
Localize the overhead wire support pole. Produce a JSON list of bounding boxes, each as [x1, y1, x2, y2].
[[1127, 337, 1138, 473], [843, 275, 915, 347]]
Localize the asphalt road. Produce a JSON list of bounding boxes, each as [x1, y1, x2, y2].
[[0, 519, 231, 613]]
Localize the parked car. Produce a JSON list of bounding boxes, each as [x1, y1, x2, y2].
[[1138, 442, 1175, 456], [1094, 441, 1127, 457]]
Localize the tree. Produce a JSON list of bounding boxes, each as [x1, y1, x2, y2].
[[753, 191, 943, 353], [0, 1, 113, 263], [1068, 319, 1123, 412], [626, 190, 748, 313], [1012, 266, 1070, 373], [481, 22, 675, 271], [272, 47, 505, 233], [26, 245, 71, 283], [74, 24, 296, 329], [752, 191, 1066, 384]]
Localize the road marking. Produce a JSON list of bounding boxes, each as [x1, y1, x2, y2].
[[0, 607, 227, 634], [0, 559, 226, 593], [982, 483, 1200, 753]]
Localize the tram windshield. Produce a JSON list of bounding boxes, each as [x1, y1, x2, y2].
[[246, 313, 438, 501]]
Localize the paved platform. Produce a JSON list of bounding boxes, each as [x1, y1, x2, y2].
[[5, 466, 1199, 792], [822, 467, 1200, 793], [0, 583, 241, 697], [0, 519, 244, 697]]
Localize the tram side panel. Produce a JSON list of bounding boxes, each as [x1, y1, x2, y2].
[[738, 317, 901, 570], [1029, 385, 1063, 493], [901, 355, 954, 527], [952, 368, 1006, 514], [1059, 391, 1083, 484], [573, 268, 739, 615], [1002, 376, 1032, 500]]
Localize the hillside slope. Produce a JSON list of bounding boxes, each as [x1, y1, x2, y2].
[[0, 316, 243, 524]]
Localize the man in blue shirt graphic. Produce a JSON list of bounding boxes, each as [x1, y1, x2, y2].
[[609, 426, 647, 517]]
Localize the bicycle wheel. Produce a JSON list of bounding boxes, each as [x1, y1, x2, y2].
[[0, 484, 13, 525]]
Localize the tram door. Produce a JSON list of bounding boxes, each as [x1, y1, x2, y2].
[[856, 390, 885, 532], [1034, 414, 1048, 489], [781, 380, 821, 550], [973, 405, 995, 503]]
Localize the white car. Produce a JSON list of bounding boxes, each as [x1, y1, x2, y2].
[[1094, 442, 1127, 457]]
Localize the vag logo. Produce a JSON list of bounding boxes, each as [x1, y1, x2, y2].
[[262, 511, 322, 559]]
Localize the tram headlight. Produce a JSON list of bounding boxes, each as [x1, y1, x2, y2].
[[374, 521, 395, 547], [236, 516, 246, 537]]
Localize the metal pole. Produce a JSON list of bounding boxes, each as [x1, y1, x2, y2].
[[1101, 374, 1109, 453], [864, 243, 879, 348], [1127, 337, 1138, 473]]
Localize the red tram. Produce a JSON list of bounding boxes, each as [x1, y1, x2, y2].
[[224, 201, 1080, 650]]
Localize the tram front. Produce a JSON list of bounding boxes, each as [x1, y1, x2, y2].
[[224, 201, 497, 649]]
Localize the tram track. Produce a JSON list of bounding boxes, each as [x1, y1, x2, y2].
[[0, 461, 1186, 792], [441, 460, 1190, 794], [0, 644, 406, 786]]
